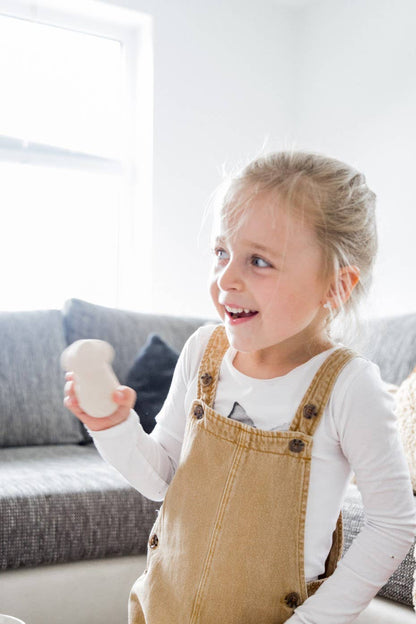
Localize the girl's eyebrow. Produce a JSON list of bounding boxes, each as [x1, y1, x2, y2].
[[214, 236, 282, 258]]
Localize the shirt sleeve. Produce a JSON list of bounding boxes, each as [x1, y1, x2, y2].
[[288, 360, 416, 624], [88, 325, 213, 501]]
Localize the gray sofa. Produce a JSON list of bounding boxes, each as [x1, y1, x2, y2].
[[0, 298, 206, 572], [0, 298, 415, 622]]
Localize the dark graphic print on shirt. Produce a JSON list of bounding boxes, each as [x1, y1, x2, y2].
[[227, 402, 290, 431]]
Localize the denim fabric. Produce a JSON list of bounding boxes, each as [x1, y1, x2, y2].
[[129, 325, 356, 623]]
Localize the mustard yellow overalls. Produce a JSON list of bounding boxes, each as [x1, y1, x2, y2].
[[129, 325, 355, 623]]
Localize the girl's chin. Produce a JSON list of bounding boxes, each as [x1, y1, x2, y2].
[[223, 326, 259, 351]]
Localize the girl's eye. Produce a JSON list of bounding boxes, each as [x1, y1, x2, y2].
[[212, 248, 271, 268], [252, 256, 271, 268], [213, 247, 229, 261]]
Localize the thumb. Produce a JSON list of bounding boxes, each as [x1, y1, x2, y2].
[[113, 385, 137, 409]]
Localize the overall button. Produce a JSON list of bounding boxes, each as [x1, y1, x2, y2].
[[149, 534, 159, 549], [303, 403, 318, 419], [285, 591, 301, 609], [289, 438, 305, 453], [200, 372, 213, 386], [193, 404, 204, 419]]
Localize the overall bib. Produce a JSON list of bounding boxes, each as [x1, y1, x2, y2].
[[129, 326, 355, 624]]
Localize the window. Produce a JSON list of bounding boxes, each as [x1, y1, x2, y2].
[[0, 0, 153, 311]]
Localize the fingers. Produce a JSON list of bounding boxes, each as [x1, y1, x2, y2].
[[64, 373, 77, 408], [112, 385, 137, 409], [64, 379, 78, 405], [63, 378, 135, 432], [63, 378, 87, 420], [63, 392, 88, 420], [64, 374, 136, 411]]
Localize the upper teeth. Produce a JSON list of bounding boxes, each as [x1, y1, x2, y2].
[[225, 306, 254, 314]]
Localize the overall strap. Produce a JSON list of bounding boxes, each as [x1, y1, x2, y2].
[[290, 347, 357, 436], [297, 346, 357, 595], [197, 325, 229, 406]]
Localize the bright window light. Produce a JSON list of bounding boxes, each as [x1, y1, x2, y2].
[[0, 162, 121, 310], [0, 2, 153, 312], [0, 15, 123, 159]]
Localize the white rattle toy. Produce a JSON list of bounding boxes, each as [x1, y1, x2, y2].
[[61, 339, 120, 418]]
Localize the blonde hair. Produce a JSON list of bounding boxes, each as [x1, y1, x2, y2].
[[211, 150, 377, 343]]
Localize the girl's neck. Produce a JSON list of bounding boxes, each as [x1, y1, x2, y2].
[[232, 337, 336, 379]]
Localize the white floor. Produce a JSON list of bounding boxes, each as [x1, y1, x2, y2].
[[0, 555, 414, 624], [0, 555, 146, 624]]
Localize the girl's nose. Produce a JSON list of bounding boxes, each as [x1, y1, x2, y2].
[[217, 259, 243, 292]]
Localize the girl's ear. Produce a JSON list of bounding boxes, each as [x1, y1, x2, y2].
[[324, 265, 360, 309]]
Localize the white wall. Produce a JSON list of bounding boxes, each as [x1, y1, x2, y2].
[[109, 0, 416, 320], [292, 0, 416, 318], [153, 1, 299, 319], [104, 0, 296, 318]]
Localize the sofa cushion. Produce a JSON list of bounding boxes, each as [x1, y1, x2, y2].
[[394, 366, 416, 493], [62, 299, 205, 385], [0, 445, 160, 569], [126, 334, 179, 434], [63, 299, 210, 443], [343, 482, 416, 607], [0, 310, 85, 446], [356, 313, 416, 385]]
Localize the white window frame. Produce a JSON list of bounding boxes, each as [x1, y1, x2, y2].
[[0, 0, 153, 311]]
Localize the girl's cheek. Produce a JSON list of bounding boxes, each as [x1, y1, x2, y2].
[[209, 281, 224, 317]]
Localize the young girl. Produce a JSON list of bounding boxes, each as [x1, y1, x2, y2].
[[65, 151, 416, 624]]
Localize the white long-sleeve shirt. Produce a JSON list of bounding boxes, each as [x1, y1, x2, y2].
[[91, 324, 416, 624]]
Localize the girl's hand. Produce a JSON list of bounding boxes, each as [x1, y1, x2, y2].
[[64, 372, 137, 431]]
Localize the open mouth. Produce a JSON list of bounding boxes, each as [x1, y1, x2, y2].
[[224, 305, 259, 320]]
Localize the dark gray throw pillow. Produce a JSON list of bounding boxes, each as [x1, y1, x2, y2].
[[126, 334, 179, 433]]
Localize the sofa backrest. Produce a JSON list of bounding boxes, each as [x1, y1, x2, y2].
[[0, 300, 210, 448], [62, 298, 209, 386], [354, 312, 416, 385], [0, 309, 85, 447], [64, 300, 416, 385], [2, 298, 414, 448]]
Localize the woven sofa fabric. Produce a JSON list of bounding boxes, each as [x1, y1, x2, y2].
[[342, 483, 416, 606], [0, 445, 160, 569], [0, 309, 84, 446], [354, 312, 416, 385], [62, 298, 207, 385]]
